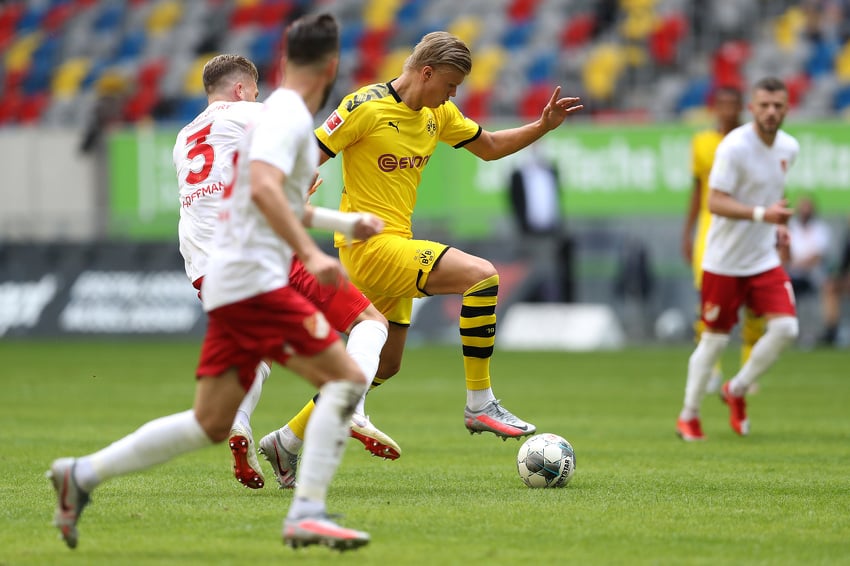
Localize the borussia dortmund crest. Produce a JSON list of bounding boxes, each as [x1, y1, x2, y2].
[[416, 249, 435, 266], [426, 117, 436, 136]]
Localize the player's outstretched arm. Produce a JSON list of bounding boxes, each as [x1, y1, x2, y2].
[[304, 205, 384, 240], [463, 87, 582, 161], [250, 160, 344, 286]]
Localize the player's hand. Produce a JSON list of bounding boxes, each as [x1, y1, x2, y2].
[[765, 198, 794, 225], [351, 212, 384, 240], [540, 87, 583, 131], [306, 174, 323, 205], [302, 251, 346, 287]]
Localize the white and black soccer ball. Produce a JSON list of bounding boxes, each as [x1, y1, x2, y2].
[[516, 433, 576, 488]]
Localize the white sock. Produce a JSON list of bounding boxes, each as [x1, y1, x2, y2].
[[233, 362, 270, 431], [345, 320, 387, 416], [290, 380, 367, 517], [76, 410, 212, 492], [680, 332, 730, 420], [729, 316, 798, 396], [466, 388, 496, 411]]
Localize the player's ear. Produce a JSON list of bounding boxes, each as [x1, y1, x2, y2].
[[423, 66, 433, 81]]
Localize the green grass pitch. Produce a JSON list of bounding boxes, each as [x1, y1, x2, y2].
[[2, 340, 848, 565]]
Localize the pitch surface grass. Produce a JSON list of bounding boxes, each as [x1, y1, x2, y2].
[[1, 341, 848, 565]]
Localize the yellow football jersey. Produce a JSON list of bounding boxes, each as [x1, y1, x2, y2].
[[315, 82, 481, 246], [690, 129, 724, 288]]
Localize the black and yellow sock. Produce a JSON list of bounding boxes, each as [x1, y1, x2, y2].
[[286, 396, 317, 440], [460, 274, 498, 391]]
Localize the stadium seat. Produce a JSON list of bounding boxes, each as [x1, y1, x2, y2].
[[113, 29, 147, 62], [785, 73, 810, 107], [519, 82, 556, 120], [364, 0, 402, 31], [676, 76, 711, 113], [526, 50, 557, 84], [835, 41, 850, 82], [146, 0, 182, 36], [447, 16, 480, 49], [92, 4, 124, 33], [582, 44, 626, 101], [0, 91, 23, 123], [806, 39, 839, 78], [138, 58, 167, 89], [711, 40, 749, 90], [461, 88, 491, 121], [249, 28, 283, 68], [51, 57, 91, 99], [124, 85, 160, 122], [649, 12, 687, 66], [561, 13, 596, 49], [502, 21, 533, 50], [257, 1, 293, 28], [42, 2, 75, 32], [18, 92, 50, 123], [466, 45, 505, 92], [834, 83, 850, 111], [16, 5, 48, 32]]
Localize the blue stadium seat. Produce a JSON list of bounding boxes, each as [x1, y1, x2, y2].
[[676, 76, 711, 113], [176, 94, 208, 123], [93, 4, 125, 33], [526, 50, 557, 84], [113, 29, 147, 62]]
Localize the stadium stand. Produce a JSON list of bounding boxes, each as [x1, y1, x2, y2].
[[1, 0, 848, 126]]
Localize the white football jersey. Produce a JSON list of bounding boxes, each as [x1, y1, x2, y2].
[[201, 88, 319, 312], [704, 123, 799, 276], [173, 100, 263, 283]]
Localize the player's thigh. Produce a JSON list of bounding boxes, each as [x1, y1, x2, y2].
[[340, 235, 449, 299], [747, 267, 797, 318], [700, 271, 745, 332], [423, 247, 497, 295], [290, 257, 372, 333]]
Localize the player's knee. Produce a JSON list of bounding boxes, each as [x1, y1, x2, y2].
[[196, 414, 232, 443], [767, 316, 799, 344]]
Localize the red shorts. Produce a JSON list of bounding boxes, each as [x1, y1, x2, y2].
[[196, 287, 339, 390], [194, 261, 369, 333], [289, 257, 370, 333], [700, 266, 796, 332]]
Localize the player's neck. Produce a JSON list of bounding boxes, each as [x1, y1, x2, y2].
[[390, 74, 423, 111], [283, 72, 324, 114]]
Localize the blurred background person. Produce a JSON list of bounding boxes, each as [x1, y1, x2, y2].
[[507, 142, 574, 302], [819, 215, 850, 346]]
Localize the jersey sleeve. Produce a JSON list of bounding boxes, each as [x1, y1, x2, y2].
[[436, 101, 481, 148], [707, 138, 737, 194], [314, 92, 378, 158]]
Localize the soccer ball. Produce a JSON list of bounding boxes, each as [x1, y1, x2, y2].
[[516, 433, 576, 488]]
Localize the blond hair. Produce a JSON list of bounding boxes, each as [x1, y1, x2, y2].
[[202, 54, 258, 94], [404, 32, 472, 75]]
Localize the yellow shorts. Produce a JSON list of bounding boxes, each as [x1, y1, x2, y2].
[[338, 234, 449, 325]]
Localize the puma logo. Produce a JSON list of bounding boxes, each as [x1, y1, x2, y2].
[[388, 121, 399, 132]]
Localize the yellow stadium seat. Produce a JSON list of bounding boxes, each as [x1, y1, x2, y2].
[[364, 0, 402, 30], [51, 57, 91, 99], [95, 71, 131, 97], [620, 7, 658, 40], [466, 46, 506, 91], [448, 16, 481, 48], [377, 48, 410, 82], [147, 0, 183, 36], [5, 31, 42, 73], [582, 44, 626, 100], [773, 7, 804, 51], [835, 41, 850, 81], [235, 0, 260, 6], [184, 55, 213, 95]]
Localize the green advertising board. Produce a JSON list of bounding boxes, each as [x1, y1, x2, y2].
[[108, 122, 850, 240]]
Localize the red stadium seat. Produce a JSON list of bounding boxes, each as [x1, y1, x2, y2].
[[18, 92, 49, 123], [0, 90, 23, 123], [138, 59, 167, 89], [649, 13, 688, 66], [561, 13, 596, 49], [508, 0, 540, 23], [519, 82, 555, 120], [123, 86, 159, 122], [462, 89, 491, 122]]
